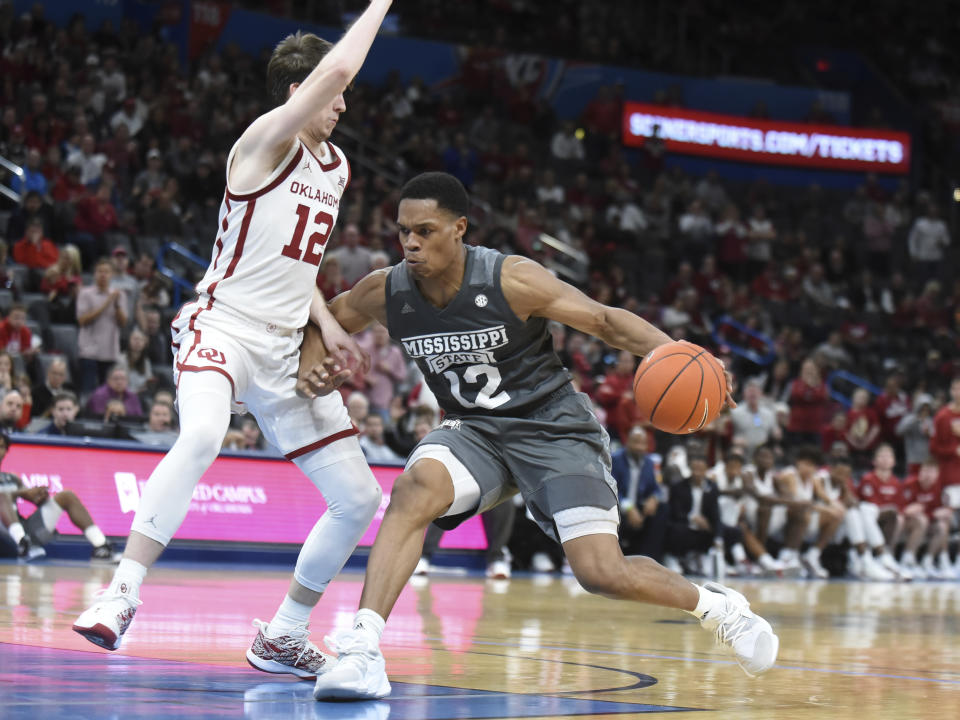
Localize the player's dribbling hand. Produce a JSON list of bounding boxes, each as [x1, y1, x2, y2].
[[719, 359, 737, 409], [297, 357, 352, 399]]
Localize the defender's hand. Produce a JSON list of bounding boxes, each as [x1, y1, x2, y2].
[[320, 322, 370, 374], [297, 357, 353, 399]]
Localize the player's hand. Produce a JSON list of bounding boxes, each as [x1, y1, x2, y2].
[[297, 357, 353, 399], [320, 322, 370, 374], [20, 486, 49, 505], [625, 506, 643, 529], [719, 359, 737, 409]]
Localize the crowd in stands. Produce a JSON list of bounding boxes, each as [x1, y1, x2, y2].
[[0, 5, 957, 576]]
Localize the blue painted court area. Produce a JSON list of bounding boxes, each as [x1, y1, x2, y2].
[[0, 643, 697, 719]]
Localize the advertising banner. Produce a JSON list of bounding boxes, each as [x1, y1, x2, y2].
[[622, 102, 910, 174], [6, 440, 486, 550]]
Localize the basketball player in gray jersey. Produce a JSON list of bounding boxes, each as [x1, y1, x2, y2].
[[304, 172, 779, 700]]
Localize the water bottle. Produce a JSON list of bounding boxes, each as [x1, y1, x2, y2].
[[710, 539, 726, 580]]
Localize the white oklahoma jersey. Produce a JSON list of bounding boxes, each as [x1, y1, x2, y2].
[[170, 137, 357, 460], [199, 137, 350, 328]]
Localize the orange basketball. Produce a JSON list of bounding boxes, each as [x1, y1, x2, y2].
[[632, 341, 726, 434]]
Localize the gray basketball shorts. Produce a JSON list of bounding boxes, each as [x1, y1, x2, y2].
[[411, 386, 619, 543]]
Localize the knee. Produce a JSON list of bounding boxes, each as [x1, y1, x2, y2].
[[347, 475, 382, 522], [174, 424, 222, 465], [54, 489, 78, 507], [389, 466, 454, 520]]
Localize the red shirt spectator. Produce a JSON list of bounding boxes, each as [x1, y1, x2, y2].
[[857, 470, 904, 509], [786, 359, 830, 435], [820, 411, 847, 454], [12, 220, 59, 269], [595, 350, 636, 426], [873, 377, 911, 444], [73, 185, 118, 236], [0, 305, 32, 355], [929, 378, 960, 487], [51, 165, 89, 204], [845, 389, 881, 454], [901, 470, 942, 516]]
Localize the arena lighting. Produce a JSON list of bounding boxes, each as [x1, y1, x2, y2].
[[953, 187, 960, 203], [622, 102, 911, 173]]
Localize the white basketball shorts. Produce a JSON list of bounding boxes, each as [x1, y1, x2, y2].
[[171, 297, 357, 460]]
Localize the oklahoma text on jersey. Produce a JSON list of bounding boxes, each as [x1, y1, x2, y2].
[[401, 326, 509, 373]]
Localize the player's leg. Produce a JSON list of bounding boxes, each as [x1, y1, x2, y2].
[[73, 371, 232, 650], [358, 458, 456, 618], [802, 504, 841, 578], [415, 522, 444, 575], [314, 442, 489, 700], [562, 528, 778, 676], [49, 490, 118, 561], [845, 506, 894, 580], [247, 438, 382, 679], [926, 509, 954, 579], [482, 501, 515, 579]]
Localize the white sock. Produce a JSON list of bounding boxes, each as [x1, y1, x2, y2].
[[901, 550, 916, 564], [268, 595, 313, 635], [731, 543, 748, 564], [108, 558, 148, 599], [805, 546, 821, 560], [8, 522, 25, 544], [84, 525, 107, 548], [353, 608, 385, 642], [687, 584, 724, 620]]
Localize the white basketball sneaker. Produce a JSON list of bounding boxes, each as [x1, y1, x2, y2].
[[698, 582, 779, 677], [313, 628, 391, 700], [246, 619, 333, 679], [801, 548, 829, 579], [72, 588, 141, 650], [861, 552, 895, 581]]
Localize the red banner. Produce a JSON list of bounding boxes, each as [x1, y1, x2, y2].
[[622, 102, 911, 174], [7, 441, 487, 549], [189, 1, 232, 61]]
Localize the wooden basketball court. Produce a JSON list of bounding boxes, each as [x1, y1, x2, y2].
[[1, 560, 957, 719]]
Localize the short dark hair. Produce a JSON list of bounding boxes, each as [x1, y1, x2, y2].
[[266, 31, 334, 107], [400, 172, 470, 218], [792, 445, 822, 466], [53, 391, 78, 407]]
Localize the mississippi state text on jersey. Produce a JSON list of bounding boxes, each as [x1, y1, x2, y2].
[[385, 246, 571, 415], [195, 139, 350, 329]]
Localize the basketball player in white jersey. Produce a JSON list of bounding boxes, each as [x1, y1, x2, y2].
[[73, 0, 394, 678]]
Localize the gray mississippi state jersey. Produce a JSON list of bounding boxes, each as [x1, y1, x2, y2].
[[385, 245, 571, 416]]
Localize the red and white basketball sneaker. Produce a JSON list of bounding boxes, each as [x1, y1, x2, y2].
[[72, 589, 141, 650], [246, 619, 333, 679]]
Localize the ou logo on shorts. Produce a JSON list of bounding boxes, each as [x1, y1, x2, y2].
[[197, 347, 227, 365]]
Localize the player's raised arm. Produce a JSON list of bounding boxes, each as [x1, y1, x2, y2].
[[500, 256, 672, 357], [236, 0, 392, 164]]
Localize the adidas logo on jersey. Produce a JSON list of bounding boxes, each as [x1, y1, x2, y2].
[[401, 303, 415, 314]]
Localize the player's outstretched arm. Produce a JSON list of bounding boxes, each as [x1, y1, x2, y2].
[[499, 256, 672, 357], [237, 0, 392, 161]]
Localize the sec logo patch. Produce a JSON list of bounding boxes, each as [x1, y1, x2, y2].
[[474, 294, 488, 308]]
